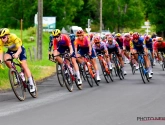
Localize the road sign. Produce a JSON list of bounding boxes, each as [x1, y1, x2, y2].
[[145, 30, 150, 32], [141, 26, 150, 28], [86, 28, 91, 33]]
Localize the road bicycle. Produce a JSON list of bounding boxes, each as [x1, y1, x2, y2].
[[53, 52, 82, 92], [80, 54, 99, 87], [0, 58, 37, 101], [111, 52, 124, 80], [134, 52, 150, 83], [97, 53, 113, 83]]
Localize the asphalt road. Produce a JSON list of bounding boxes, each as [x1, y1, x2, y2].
[[0, 62, 165, 125]]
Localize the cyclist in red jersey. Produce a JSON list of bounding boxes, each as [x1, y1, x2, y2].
[[52, 29, 82, 85], [153, 37, 165, 65], [74, 30, 101, 81]]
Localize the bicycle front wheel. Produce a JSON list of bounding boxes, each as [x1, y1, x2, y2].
[[27, 76, 38, 98], [9, 68, 25, 101], [61, 66, 74, 92], [56, 63, 65, 87]]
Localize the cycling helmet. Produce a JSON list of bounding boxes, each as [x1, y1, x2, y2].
[[157, 37, 163, 42], [133, 33, 139, 40], [115, 33, 121, 37], [152, 38, 156, 42], [129, 31, 133, 35], [0, 28, 10, 37], [93, 36, 100, 43], [52, 29, 61, 37], [76, 30, 84, 36], [124, 33, 130, 37], [145, 35, 150, 40]]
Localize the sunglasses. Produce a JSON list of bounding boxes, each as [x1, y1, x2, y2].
[[54, 35, 60, 38], [134, 39, 138, 41], [0, 36, 7, 39], [108, 40, 112, 42], [95, 42, 100, 44]]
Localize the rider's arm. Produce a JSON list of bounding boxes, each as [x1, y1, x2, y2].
[[48, 35, 53, 54], [14, 38, 22, 58], [0, 42, 3, 62], [0, 53, 3, 63]]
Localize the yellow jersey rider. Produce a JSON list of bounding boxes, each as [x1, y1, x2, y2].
[[0, 28, 35, 92]]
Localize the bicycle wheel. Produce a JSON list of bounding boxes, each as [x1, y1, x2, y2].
[[74, 75, 83, 90], [114, 59, 122, 80], [9, 68, 25, 101], [139, 62, 147, 83], [83, 64, 94, 87], [56, 63, 65, 87], [27, 76, 38, 98], [148, 53, 153, 68], [99, 60, 110, 83], [78, 63, 86, 81], [90, 64, 99, 86], [130, 61, 136, 75], [62, 65, 74, 92]]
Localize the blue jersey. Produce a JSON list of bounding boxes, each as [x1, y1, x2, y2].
[[144, 38, 153, 50], [130, 38, 145, 51]]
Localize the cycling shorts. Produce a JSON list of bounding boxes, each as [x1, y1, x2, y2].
[[6, 46, 27, 61]]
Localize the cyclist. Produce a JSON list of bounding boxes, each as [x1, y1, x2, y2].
[[130, 33, 153, 78], [153, 37, 165, 65], [144, 35, 155, 67], [0, 28, 35, 92], [74, 30, 101, 81], [52, 29, 82, 85], [92, 36, 111, 69], [106, 36, 127, 75]]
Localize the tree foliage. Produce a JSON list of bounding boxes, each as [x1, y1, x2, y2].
[[0, 0, 164, 33]]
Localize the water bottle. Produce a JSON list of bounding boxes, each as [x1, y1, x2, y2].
[[19, 72, 25, 81]]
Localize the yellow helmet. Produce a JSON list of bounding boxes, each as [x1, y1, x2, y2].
[[52, 29, 61, 36], [0, 28, 10, 37], [115, 33, 121, 37], [129, 31, 133, 35]]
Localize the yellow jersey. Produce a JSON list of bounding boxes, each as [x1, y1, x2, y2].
[[0, 33, 22, 53]]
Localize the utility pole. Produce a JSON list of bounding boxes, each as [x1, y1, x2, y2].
[[37, 0, 43, 60], [100, 0, 102, 34]]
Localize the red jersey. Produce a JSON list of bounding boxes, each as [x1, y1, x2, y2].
[[74, 36, 90, 48], [53, 34, 71, 50], [153, 41, 165, 51]]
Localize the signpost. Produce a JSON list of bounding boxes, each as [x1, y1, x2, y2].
[[141, 21, 150, 35]]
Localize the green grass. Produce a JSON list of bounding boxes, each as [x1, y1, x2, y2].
[[0, 28, 56, 90]]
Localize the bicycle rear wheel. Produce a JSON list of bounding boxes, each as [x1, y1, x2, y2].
[[9, 68, 25, 101], [27, 76, 38, 98]]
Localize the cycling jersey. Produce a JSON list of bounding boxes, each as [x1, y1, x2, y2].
[[0, 33, 22, 53], [93, 42, 107, 55], [123, 38, 131, 47], [130, 38, 145, 52], [93, 42, 107, 51], [74, 36, 90, 48], [106, 40, 119, 49], [74, 36, 96, 58], [144, 38, 153, 51], [53, 34, 71, 51], [115, 37, 123, 49], [48, 35, 54, 52], [153, 41, 165, 51]]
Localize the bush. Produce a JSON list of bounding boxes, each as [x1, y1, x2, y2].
[[27, 27, 36, 36]]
